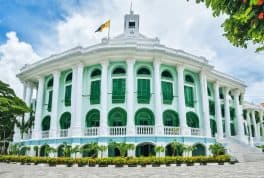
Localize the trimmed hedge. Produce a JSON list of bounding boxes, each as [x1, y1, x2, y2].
[[0, 155, 231, 166]]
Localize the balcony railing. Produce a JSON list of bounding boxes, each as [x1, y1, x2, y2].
[[136, 126, 155, 135], [164, 126, 180, 136], [23, 132, 32, 140], [59, 129, 69, 137], [190, 128, 201, 136], [42, 131, 50, 139], [109, 127, 126, 136], [83, 127, 99, 136]]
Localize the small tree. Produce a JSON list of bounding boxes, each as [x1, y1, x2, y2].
[[33, 146, 39, 157], [71, 145, 80, 158], [183, 145, 196, 157], [97, 145, 107, 158], [155, 145, 165, 157], [62, 142, 72, 157], [170, 140, 184, 156], [209, 143, 225, 156], [9, 143, 20, 155], [46, 146, 57, 157]]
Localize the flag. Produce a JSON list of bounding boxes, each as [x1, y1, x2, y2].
[[95, 20, 110, 32]]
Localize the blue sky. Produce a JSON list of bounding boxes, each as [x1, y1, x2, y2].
[[0, 0, 263, 103]]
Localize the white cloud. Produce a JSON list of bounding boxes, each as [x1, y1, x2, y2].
[[0, 0, 263, 104], [0, 32, 40, 97]]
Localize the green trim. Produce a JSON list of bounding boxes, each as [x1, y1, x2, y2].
[[108, 107, 127, 126], [186, 112, 199, 128], [60, 112, 71, 129], [135, 108, 155, 125], [163, 110, 179, 127], [86, 109, 100, 127]]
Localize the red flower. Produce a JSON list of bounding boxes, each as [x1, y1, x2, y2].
[[257, 0, 264, 5], [258, 12, 264, 19]]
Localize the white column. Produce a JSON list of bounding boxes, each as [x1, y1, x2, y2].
[[177, 65, 188, 135], [214, 81, 223, 139], [251, 110, 259, 138], [25, 83, 33, 106], [200, 71, 211, 137], [50, 71, 60, 138], [224, 87, 231, 137], [154, 59, 163, 135], [246, 111, 254, 146], [260, 111, 264, 137], [22, 82, 27, 100], [100, 61, 109, 136], [234, 90, 245, 140], [33, 77, 45, 140], [70, 67, 78, 135], [126, 59, 135, 136], [72, 63, 84, 137]]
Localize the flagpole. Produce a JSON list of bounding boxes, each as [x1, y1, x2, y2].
[[108, 20, 110, 40]]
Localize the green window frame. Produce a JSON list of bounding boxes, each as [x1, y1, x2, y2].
[[90, 80, 101, 104], [112, 78, 126, 103], [186, 112, 199, 128], [163, 110, 179, 127], [137, 79, 151, 104], [108, 107, 127, 126], [41, 116, 51, 131], [135, 108, 155, 125], [47, 90, 53, 112], [209, 100, 215, 116], [60, 112, 71, 129], [162, 81, 173, 104], [210, 119, 217, 137], [86, 109, 100, 127], [184, 86, 194, 107], [64, 85, 72, 106]]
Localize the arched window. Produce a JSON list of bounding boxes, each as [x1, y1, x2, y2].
[[39, 144, 49, 157], [163, 110, 179, 127], [82, 143, 98, 157], [112, 67, 126, 103], [46, 77, 53, 112], [90, 69, 101, 104], [161, 70, 173, 104], [108, 107, 127, 126], [41, 116, 51, 131], [186, 112, 199, 128], [86, 109, 100, 127], [135, 108, 155, 125], [137, 67, 151, 103], [136, 142, 155, 157], [60, 112, 71, 129], [184, 74, 195, 107], [64, 72, 72, 106]]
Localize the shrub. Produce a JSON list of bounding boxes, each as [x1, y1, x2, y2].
[[209, 143, 226, 156], [112, 157, 126, 166]]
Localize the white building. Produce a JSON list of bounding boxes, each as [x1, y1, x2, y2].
[[13, 10, 264, 158]]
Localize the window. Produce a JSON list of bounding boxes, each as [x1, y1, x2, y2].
[[162, 81, 173, 104], [137, 67, 150, 75], [64, 72, 72, 107], [129, 21, 135, 28], [161, 70, 172, 79], [86, 109, 100, 127], [186, 112, 199, 128], [108, 107, 127, 126], [221, 104, 225, 117], [90, 80, 101, 104], [209, 100, 215, 116], [184, 86, 194, 107], [60, 112, 71, 129], [112, 67, 126, 103], [137, 67, 151, 104], [47, 90, 53, 112], [46, 78, 53, 112], [90, 68, 101, 105], [185, 75, 194, 83], [207, 87, 211, 97], [42, 116, 51, 131], [163, 110, 179, 127], [135, 108, 155, 125]]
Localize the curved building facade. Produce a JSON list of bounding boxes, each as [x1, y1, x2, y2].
[[14, 11, 264, 157]]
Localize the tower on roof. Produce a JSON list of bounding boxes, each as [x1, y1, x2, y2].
[[124, 6, 139, 38]]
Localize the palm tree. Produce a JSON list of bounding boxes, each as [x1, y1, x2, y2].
[[71, 145, 80, 158], [33, 146, 39, 157], [127, 143, 135, 157], [183, 145, 196, 157], [155, 145, 165, 157], [46, 146, 57, 157], [97, 145, 107, 158], [170, 140, 184, 156], [62, 142, 72, 157], [9, 143, 20, 155]]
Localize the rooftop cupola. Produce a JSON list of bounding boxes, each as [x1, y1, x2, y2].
[[124, 7, 139, 38]]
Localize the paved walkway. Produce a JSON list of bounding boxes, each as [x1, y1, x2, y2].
[[0, 162, 264, 178]]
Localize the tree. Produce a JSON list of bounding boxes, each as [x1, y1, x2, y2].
[[154, 145, 165, 157], [183, 145, 196, 157], [170, 140, 184, 156], [8, 143, 21, 155], [195, 0, 264, 52], [97, 145, 107, 158], [71, 145, 80, 158], [0, 80, 30, 154], [45, 146, 57, 157], [209, 143, 226, 156], [33, 146, 39, 157], [62, 142, 72, 157]]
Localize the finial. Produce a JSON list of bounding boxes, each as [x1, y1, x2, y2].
[[130, 0, 133, 13]]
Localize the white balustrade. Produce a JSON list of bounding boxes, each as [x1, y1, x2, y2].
[[59, 129, 69, 137], [191, 128, 201, 136], [136, 126, 155, 135], [83, 127, 99, 136], [23, 131, 32, 140], [108, 127, 126, 136], [164, 126, 180, 136], [41, 131, 50, 139]]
